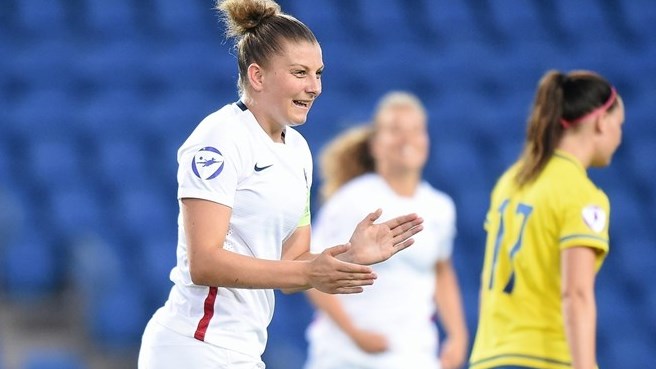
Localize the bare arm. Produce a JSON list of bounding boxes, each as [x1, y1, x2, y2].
[[434, 260, 469, 369], [183, 198, 376, 293], [561, 246, 598, 369], [280, 225, 314, 294], [305, 289, 389, 353]]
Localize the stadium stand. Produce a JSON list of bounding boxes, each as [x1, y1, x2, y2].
[[0, 0, 654, 368]]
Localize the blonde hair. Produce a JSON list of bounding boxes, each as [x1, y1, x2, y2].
[[318, 91, 427, 202]]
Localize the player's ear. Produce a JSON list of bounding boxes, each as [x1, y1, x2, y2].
[[247, 63, 264, 92], [595, 111, 612, 135]]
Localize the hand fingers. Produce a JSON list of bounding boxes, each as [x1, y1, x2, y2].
[[392, 223, 424, 246], [334, 286, 365, 294], [390, 216, 424, 237], [325, 243, 350, 257], [384, 213, 421, 231], [392, 237, 415, 254], [365, 208, 383, 223]]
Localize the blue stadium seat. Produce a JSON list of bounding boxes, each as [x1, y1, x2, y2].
[[604, 187, 650, 243], [16, 0, 67, 36], [487, 0, 550, 44], [0, 186, 21, 248], [140, 89, 224, 140], [612, 236, 656, 289], [74, 40, 147, 91], [264, 291, 313, 369], [347, 0, 415, 45], [1, 0, 654, 365], [88, 283, 149, 349], [600, 329, 655, 368], [69, 232, 148, 349], [111, 185, 175, 240], [623, 85, 656, 139], [490, 135, 524, 175], [550, 0, 619, 45], [83, 0, 138, 39], [453, 183, 490, 250], [1, 231, 60, 300], [287, 0, 350, 43], [23, 348, 87, 369], [420, 1, 481, 45], [47, 186, 104, 238], [25, 137, 86, 190], [69, 233, 126, 297], [7, 89, 75, 138], [426, 138, 492, 203], [150, 0, 213, 40], [135, 234, 176, 311], [624, 138, 656, 196], [617, 0, 656, 44], [147, 41, 234, 92], [93, 137, 153, 190], [76, 89, 145, 138]]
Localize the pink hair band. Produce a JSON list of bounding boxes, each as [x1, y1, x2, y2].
[[560, 87, 618, 129]]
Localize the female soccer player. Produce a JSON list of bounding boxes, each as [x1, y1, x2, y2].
[[469, 70, 624, 369], [138, 1, 424, 368], [305, 92, 469, 369]]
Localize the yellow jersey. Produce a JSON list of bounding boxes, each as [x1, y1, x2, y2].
[[469, 150, 610, 369]]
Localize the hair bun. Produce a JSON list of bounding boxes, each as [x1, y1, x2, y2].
[[217, 0, 281, 37]]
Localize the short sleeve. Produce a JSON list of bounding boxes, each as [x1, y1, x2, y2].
[[177, 120, 245, 207], [559, 187, 610, 260]]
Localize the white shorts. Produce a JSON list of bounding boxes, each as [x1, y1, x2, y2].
[[138, 318, 265, 369]]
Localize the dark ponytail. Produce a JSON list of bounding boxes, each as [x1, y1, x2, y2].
[[515, 70, 617, 186], [515, 70, 566, 186]]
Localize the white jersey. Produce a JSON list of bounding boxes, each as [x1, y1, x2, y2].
[[151, 101, 313, 358], [305, 173, 456, 369]]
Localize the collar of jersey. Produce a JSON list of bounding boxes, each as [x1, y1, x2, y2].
[[553, 149, 586, 174]]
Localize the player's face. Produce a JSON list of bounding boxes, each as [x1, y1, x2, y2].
[[259, 40, 323, 127], [592, 98, 625, 167], [371, 105, 429, 174]]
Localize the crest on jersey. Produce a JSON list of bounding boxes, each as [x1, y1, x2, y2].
[[192, 146, 225, 180], [582, 205, 606, 233]]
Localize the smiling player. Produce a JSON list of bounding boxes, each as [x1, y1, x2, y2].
[[137, 1, 424, 368]]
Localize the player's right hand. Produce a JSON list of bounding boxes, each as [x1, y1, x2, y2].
[[307, 243, 377, 294]]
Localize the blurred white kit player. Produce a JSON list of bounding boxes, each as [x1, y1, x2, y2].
[[305, 173, 455, 369]]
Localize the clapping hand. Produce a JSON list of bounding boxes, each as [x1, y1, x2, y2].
[[341, 209, 424, 265]]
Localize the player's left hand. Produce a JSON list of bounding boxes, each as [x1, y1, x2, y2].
[[341, 209, 424, 265]]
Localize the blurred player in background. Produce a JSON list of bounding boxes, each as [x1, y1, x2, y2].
[[305, 91, 469, 369], [138, 1, 424, 368], [469, 70, 624, 369]]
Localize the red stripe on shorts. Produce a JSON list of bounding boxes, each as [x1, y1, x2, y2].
[[194, 286, 218, 341]]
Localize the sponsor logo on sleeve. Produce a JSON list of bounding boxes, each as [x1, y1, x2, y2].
[[192, 147, 225, 180], [582, 205, 606, 233]]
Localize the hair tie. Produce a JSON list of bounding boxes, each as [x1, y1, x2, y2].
[[560, 86, 617, 129]]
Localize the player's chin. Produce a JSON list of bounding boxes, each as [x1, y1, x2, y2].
[[288, 113, 309, 127]]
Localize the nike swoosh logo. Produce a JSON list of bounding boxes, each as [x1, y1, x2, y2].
[[254, 163, 273, 172]]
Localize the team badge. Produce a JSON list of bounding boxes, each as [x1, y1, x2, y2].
[[192, 147, 225, 180], [582, 205, 606, 233]]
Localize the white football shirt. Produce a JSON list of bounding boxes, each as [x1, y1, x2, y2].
[[305, 173, 455, 369], [152, 101, 313, 358]]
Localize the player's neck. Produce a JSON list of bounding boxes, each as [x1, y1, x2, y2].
[[378, 170, 420, 197], [557, 136, 594, 169]]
